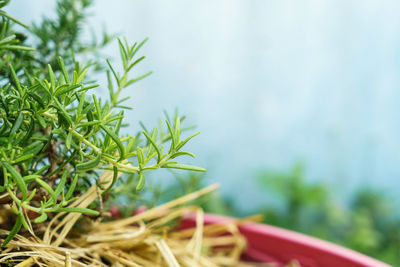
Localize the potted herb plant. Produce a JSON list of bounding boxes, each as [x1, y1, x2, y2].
[[0, 1, 254, 266], [0, 1, 393, 266]]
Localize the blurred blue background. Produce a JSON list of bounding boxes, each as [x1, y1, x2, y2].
[[7, 1, 400, 210]]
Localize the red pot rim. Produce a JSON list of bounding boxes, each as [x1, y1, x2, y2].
[[180, 213, 391, 267]]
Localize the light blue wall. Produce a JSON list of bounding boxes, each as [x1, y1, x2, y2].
[[7, 1, 400, 208]]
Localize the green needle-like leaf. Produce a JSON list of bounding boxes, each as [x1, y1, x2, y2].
[[136, 172, 145, 191], [2, 161, 28, 200], [56, 207, 99, 215], [34, 213, 48, 223], [76, 152, 102, 171], [2, 214, 22, 247], [142, 130, 161, 163], [162, 163, 206, 172], [100, 125, 125, 161], [54, 169, 68, 199]]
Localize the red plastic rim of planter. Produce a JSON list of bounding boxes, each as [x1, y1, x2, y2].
[[179, 213, 391, 267]]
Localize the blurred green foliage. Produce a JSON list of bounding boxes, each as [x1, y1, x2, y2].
[[249, 164, 400, 265]]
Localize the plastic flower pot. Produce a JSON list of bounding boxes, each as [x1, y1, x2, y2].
[[179, 213, 391, 267]]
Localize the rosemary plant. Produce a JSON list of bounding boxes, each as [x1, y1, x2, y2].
[[0, 0, 204, 246]]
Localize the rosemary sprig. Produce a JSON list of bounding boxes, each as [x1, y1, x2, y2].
[[0, 0, 204, 246]]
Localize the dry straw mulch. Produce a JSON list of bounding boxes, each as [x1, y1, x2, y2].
[[0, 170, 299, 267]]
